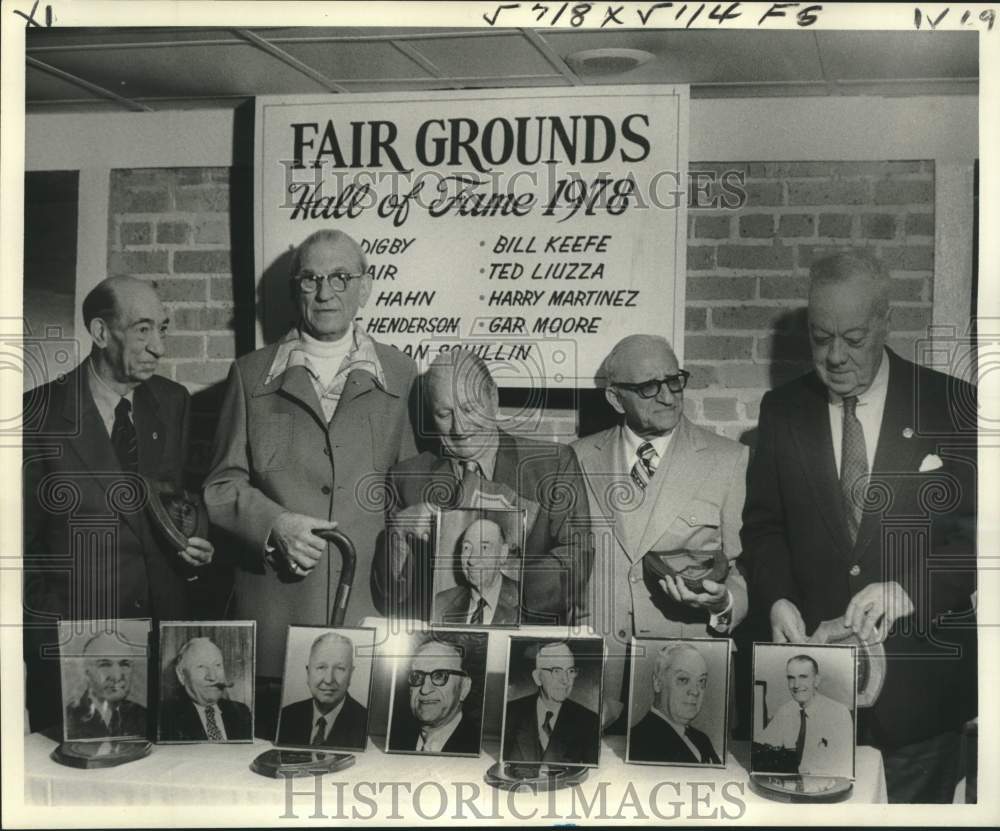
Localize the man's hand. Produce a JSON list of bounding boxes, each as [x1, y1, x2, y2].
[[270, 512, 338, 576], [844, 581, 914, 642], [770, 598, 808, 643], [660, 575, 729, 613], [178, 536, 214, 568]]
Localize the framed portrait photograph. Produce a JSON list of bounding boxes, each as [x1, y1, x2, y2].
[[625, 637, 730, 769], [58, 619, 151, 743], [500, 636, 604, 767], [385, 630, 489, 757], [431, 507, 526, 628], [274, 626, 376, 752], [751, 643, 857, 780], [156, 621, 256, 744]]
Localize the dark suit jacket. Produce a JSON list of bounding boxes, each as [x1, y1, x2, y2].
[[23, 364, 194, 730], [433, 575, 520, 625], [276, 693, 368, 751], [742, 349, 977, 749], [375, 430, 593, 625], [159, 694, 252, 741], [64, 694, 148, 741], [388, 710, 482, 755], [628, 711, 721, 765], [502, 693, 600, 765]]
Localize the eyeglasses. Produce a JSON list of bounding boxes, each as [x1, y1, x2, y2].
[[407, 668, 468, 688], [538, 666, 578, 683], [614, 371, 691, 399], [293, 270, 365, 293]]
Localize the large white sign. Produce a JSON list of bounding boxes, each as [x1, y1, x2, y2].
[[255, 86, 688, 387]]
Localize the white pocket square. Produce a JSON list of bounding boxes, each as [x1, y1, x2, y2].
[[919, 453, 943, 472]]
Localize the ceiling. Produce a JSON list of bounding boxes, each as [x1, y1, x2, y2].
[[25, 27, 978, 112]]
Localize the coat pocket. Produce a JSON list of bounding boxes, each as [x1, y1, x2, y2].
[[251, 413, 292, 472]]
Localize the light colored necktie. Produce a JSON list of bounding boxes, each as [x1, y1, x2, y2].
[[630, 441, 658, 490], [840, 396, 869, 543], [204, 705, 223, 741], [417, 727, 430, 752]]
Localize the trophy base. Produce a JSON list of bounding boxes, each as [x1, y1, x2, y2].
[[484, 762, 588, 792], [50, 740, 152, 769], [250, 749, 356, 778], [748, 773, 853, 803]]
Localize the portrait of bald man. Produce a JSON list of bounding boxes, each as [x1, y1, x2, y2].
[[61, 623, 150, 742], [158, 628, 253, 742], [204, 229, 417, 691], [432, 513, 521, 626], [627, 640, 727, 767], [23, 275, 214, 732], [276, 628, 372, 751]]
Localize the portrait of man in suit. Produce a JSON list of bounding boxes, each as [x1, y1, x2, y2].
[[502, 640, 601, 766], [571, 334, 748, 725], [375, 347, 593, 626], [628, 642, 723, 766], [63, 630, 148, 742], [742, 251, 977, 802], [432, 516, 520, 626], [387, 636, 485, 756], [203, 228, 417, 694], [23, 275, 214, 731], [276, 630, 369, 751], [755, 652, 854, 779], [159, 636, 252, 742]]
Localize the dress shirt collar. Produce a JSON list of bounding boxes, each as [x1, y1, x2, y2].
[[444, 436, 499, 481], [418, 710, 463, 752], [536, 694, 563, 729], [264, 323, 387, 391], [87, 357, 135, 436], [312, 696, 347, 740], [826, 347, 890, 407], [469, 576, 503, 622], [192, 700, 227, 739], [621, 422, 673, 465], [649, 706, 703, 757]]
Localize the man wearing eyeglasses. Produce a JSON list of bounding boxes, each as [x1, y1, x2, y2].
[[571, 334, 749, 727], [204, 229, 417, 730], [502, 641, 600, 765], [387, 638, 480, 755]]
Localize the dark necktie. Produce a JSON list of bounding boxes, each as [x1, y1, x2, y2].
[[311, 716, 327, 746], [107, 706, 122, 737], [630, 441, 657, 490], [469, 595, 488, 625], [685, 726, 706, 763], [541, 710, 554, 748], [794, 705, 807, 765], [840, 396, 869, 543], [204, 705, 223, 741], [111, 397, 138, 473]]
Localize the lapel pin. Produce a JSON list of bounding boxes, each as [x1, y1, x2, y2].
[[902, 427, 914, 439], [152, 432, 158, 440]]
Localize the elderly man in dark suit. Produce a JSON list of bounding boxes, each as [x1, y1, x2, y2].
[[502, 641, 600, 765], [374, 348, 592, 625], [433, 518, 520, 626], [203, 229, 417, 719], [23, 276, 213, 732], [160, 637, 252, 741], [277, 631, 368, 750], [629, 642, 720, 765], [742, 251, 977, 802], [64, 632, 148, 741]]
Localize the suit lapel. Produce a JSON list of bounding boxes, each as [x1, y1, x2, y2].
[[516, 699, 542, 761], [576, 428, 637, 562], [790, 376, 854, 557], [133, 382, 165, 477], [636, 418, 709, 557], [278, 364, 327, 427]]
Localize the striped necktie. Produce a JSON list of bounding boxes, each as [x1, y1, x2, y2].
[[840, 396, 869, 543], [204, 705, 223, 741], [630, 441, 658, 490]]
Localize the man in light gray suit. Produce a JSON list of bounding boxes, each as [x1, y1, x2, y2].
[[571, 335, 748, 724]]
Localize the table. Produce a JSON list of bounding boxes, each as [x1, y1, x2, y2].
[[24, 732, 886, 814]]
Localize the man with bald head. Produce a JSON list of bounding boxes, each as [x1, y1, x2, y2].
[[433, 517, 520, 625], [742, 250, 977, 802], [628, 642, 721, 765], [388, 638, 481, 755], [24, 275, 213, 731], [375, 347, 592, 625], [204, 229, 417, 725], [502, 641, 600, 765], [571, 334, 748, 725], [65, 632, 147, 740], [277, 631, 368, 750], [160, 636, 252, 741]]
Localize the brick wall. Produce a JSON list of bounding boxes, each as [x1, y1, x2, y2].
[[107, 161, 936, 460]]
